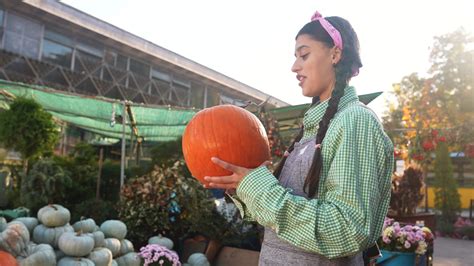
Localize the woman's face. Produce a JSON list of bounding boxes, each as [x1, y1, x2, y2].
[[291, 34, 340, 101]]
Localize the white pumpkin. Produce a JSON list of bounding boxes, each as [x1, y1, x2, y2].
[[89, 230, 105, 248], [16, 243, 56, 266], [58, 257, 95, 266], [37, 204, 71, 227], [103, 238, 121, 257], [88, 247, 113, 266], [13, 217, 38, 236], [187, 253, 210, 266], [118, 239, 134, 256], [0, 217, 8, 232], [72, 218, 97, 233], [0, 221, 30, 257], [111, 259, 118, 266], [100, 220, 127, 240], [33, 223, 74, 248], [115, 252, 140, 266], [58, 232, 95, 257], [148, 234, 173, 249]]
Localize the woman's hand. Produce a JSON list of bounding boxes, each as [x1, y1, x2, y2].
[[204, 157, 271, 190]]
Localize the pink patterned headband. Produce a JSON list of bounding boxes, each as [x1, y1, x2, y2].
[[311, 11, 343, 50], [311, 11, 360, 77]]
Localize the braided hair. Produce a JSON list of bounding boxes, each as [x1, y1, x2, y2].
[[273, 16, 362, 198]]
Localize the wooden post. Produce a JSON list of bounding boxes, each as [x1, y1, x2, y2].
[[96, 147, 104, 200]]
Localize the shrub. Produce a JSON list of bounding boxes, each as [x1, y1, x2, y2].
[[118, 160, 229, 248], [390, 167, 425, 216]]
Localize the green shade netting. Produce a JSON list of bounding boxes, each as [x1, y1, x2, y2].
[[0, 80, 196, 142]]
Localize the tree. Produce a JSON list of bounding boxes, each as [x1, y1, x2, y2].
[[433, 142, 461, 228], [0, 97, 59, 203], [383, 28, 473, 164]]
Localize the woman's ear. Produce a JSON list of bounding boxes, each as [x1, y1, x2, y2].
[[332, 47, 342, 65]]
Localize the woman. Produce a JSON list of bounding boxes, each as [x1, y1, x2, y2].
[[204, 11, 394, 265]]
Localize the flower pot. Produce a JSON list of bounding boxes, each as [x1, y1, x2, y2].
[[376, 250, 426, 265]]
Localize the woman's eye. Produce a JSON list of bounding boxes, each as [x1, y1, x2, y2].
[[301, 53, 309, 60]]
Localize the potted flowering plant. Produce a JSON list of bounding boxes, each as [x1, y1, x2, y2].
[[376, 217, 434, 265], [138, 244, 182, 266]]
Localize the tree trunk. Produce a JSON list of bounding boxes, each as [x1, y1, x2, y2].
[[96, 147, 104, 200], [20, 158, 29, 204]]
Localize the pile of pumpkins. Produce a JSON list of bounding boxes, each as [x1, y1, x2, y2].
[[0, 204, 140, 266]]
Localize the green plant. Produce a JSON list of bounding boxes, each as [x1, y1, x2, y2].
[[390, 167, 425, 216], [118, 160, 217, 248], [99, 160, 128, 202], [433, 141, 461, 228], [0, 97, 59, 162], [61, 143, 98, 205], [71, 199, 117, 225], [150, 139, 184, 168], [0, 97, 59, 205], [21, 159, 72, 213]]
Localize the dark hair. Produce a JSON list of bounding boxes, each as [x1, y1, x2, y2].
[[273, 16, 362, 198]]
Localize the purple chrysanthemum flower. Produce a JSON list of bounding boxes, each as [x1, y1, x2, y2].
[[138, 244, 181, 266]]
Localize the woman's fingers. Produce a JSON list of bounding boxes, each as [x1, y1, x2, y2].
[[204, 175, 237, 184], [211, 157, 243, 174], [206, 182, 238, 190]]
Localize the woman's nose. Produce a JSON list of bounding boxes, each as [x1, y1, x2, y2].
[[291, 60, 301, 73]]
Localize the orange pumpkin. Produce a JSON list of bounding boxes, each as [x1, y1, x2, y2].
[[0, 251, 18, 266], [182, 105, 270, 185]]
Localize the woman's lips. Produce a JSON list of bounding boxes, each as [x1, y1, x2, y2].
[[296, 74, 306, 86]]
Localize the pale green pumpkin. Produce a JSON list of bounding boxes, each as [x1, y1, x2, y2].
[[115, 252, 140, 266], [37, 204, 71, 227], [58, 231, 95, 257], [88, 247, 113, 266], [58, 257, 95, 266], [111, 259, 118, 266], [187, 253, 210, 266], [33, 224, 74, 248], [0, 221, 30, 257], [100, 220, 127, 240], [72, 218, 97, 234], [89, 230, 105, 248], [0, 217, 7, 232], [103, 238, 121, 258], [13, 217, 38, 236], [16, 243, 56, 266], [148, 235, 173, 250], [118, 239, 134, 256]]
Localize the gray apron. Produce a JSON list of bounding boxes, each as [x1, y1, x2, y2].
[[259, 136, 363, 266]]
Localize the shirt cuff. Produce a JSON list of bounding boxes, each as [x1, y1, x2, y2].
[[226, 193, 255, 221]]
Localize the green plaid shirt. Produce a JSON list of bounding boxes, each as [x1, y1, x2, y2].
[[231, 86, 394, 259]]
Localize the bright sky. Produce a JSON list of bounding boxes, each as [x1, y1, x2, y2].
[[61, 0, 473, 118]]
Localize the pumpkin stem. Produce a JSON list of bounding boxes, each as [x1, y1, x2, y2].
[[48, 204, 58, 211], [76, 230, 83, 236]]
